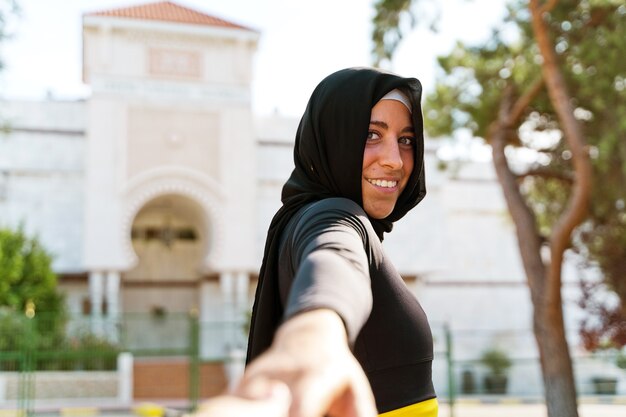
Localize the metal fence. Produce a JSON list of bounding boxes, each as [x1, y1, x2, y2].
[[1, 311, 625, 417], [433, 325, 626, 406], [0, 310, 198, 416]]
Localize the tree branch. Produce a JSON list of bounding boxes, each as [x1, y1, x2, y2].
[[529, 0, 592, 312], [490, 86, 546, 303], [516, 167, 574, 183], [506, 76, 545, 127], [533, 146, 559, 154]]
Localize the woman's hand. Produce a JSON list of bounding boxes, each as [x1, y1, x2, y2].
[[235, 309, 377, 417], [192, 380, 290, 417]]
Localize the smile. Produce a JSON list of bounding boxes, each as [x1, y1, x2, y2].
[[367, 178, 398, 188]]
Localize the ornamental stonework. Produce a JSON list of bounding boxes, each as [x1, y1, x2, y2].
[[148, 48, 202, 79]]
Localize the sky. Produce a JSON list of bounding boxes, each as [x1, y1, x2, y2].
[[0, 0, 508, 118]]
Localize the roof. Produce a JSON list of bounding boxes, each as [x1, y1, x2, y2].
[[84, 1, 255, 31]]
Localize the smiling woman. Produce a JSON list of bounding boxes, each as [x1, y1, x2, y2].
[[235, 67, 436, 417], [362, 92, 415, 219]]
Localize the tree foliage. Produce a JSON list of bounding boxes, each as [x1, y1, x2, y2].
[[434, 0, 626, 348], [375, 0, 626, 347], [372, 0, 414, 66], [0, 226, 66, 353], [0, 226, 64, 313], [0, 229, 121, 371], [549, 1, 626, 350], [373, 1, 624, 415], [372, 0, 446, 66]]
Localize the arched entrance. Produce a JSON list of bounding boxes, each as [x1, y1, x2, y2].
[[123, 193, 209, 315]]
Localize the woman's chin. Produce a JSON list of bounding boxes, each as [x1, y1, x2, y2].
[[364, 205, 394, 219]]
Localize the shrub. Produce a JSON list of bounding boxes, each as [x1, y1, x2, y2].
[[480, 348, 512, 376]]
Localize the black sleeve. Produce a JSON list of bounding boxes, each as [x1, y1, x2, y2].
[[280, 199, 373, 345]]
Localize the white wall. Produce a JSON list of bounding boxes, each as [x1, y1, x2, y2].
[[0, 100, 86, 272]]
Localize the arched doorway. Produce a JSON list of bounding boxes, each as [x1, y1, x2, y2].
[[122, 193, 210, 350], [123, 193, 209, 314]]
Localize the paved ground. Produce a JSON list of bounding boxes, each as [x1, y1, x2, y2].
[[31, 403, 625, 417], [8, 398, 625, 417], [81, 404, 626, 417], [439, 403, 625, 417]]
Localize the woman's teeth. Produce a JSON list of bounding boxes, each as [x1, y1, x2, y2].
[[367, 179, 397, 188]]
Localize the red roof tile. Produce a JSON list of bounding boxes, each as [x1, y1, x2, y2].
[[85, 1, 255, 31]]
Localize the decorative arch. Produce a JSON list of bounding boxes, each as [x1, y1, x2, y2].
[[121, 167, 225, 271]]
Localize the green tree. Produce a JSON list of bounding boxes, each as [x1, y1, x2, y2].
[[0, 227, 66, 352], [373, 1, 625, 416], [0, 226, 64, 312]]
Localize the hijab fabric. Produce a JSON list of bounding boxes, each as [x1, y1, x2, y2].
[[246, 67, 427, 362]]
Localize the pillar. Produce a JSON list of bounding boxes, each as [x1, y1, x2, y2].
[[199, 280, 214, 358], [219, 271, 235, 321], [117, 352, 133, 404], [105, 270, 121, 318], [219, 271, 237, 354], [105, 270, 121, 342], [234, 271, 250, 320], [88, 271, 105, 335]]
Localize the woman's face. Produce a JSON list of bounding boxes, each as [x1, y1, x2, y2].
[[361, 99, 415, 219]]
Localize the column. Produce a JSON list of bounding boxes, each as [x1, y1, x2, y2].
[[105, 270, 121, 342], [199, 280, 213, 323], [117, 352, 133, 404], [219, 271, 236, 354], [223, 271, 247, 389], [234, 271, 249, 319], [219, 271, 235, 321], [199, 280, 214, 358], [88, 271, 105, 336], [105, 271, 121, 317], [234, 271, 250, 350]]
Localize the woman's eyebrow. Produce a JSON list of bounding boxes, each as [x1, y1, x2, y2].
[[369, 120, 388, 129], [369, 120, 414, 133]]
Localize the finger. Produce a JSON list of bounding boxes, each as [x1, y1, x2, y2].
[[343, 369, 377, 417], [196, 383, 290, 417], [261, 380, 292, 404], [287, 367, 358, 417], [236, 376, 290, 401], [284, 356, 375, 417], [288, 375, 336, 417]]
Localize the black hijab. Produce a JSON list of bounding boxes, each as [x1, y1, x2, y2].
[[246, 67, 426, 362]]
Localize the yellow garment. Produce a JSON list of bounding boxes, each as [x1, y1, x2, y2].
[[379, 398, 438, 417]]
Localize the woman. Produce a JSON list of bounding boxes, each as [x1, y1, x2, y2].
[[241, 67, 436, 417]]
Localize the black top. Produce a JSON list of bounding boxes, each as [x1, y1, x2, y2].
[[278, 198, 435, 413]]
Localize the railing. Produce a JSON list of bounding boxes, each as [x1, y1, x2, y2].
[[433, 326, 626, 399], [1, 311, 625, 417]]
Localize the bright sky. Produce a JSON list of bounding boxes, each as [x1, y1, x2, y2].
[[0, 0, 507, 118]]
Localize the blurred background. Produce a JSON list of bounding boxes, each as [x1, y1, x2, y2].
[[0, 1, 624, 417]]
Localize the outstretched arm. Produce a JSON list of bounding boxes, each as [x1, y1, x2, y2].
[[237, 309, 377, 417]]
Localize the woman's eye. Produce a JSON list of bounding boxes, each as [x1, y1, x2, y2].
[[367, 131, 381, 141], [399, 136, 415, 146]]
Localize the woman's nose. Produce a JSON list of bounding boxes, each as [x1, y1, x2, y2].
[[379, 139, 403, 169]]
